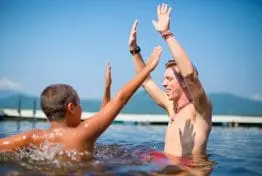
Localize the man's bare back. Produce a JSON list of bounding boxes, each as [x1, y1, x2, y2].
[[27, 127, 94, 160]]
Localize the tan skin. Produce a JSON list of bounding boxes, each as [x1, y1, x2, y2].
[[101, 63, 112, 108], [129, 4, 212, 157], [0, 47, 163, 160]]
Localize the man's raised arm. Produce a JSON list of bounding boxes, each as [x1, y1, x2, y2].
[[77, 47, 162, 141], [152, 4, 212, 116], [128, 20, 173, 114]]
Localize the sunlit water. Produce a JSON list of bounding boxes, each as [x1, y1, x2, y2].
[[0, 120, 261, 176]]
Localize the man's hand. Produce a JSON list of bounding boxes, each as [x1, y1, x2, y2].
[[146, 46, 162, 71], [152, 3, 172, 33], [105, 63, 112, 88], [128, 19, 138, 50]]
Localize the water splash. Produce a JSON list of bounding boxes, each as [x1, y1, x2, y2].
[[0, 142, 215, 175], [0, 141, 95, 175]]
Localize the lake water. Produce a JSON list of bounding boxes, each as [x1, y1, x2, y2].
[[0, 120, 261, 176]]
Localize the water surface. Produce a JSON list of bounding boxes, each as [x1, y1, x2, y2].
[[0, 120, 261, 175]]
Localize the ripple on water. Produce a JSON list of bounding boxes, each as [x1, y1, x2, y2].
[[0, 142, 215, 176]]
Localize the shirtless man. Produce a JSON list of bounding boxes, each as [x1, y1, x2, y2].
[[0, 47, 163, 160], [128, 4, 212, 156]]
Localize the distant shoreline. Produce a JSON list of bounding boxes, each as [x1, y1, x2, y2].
[[1, 108, 262, 127], [1, 107, 262, 117]]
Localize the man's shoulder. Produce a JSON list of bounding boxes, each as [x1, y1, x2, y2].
[[31, 128, 47, 141]]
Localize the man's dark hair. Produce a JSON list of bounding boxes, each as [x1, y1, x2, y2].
[[40, 84, 79, 121]]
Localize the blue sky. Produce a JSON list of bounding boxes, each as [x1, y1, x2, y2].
[[0, 0, 262, 101]]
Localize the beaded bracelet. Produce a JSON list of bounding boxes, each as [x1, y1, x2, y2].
[[161, 31, 174, 40]]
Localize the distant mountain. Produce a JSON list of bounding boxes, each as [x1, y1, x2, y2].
[[122, 91, 166, 114], [0, 92, 102, 112], [0, 93, 39, 109], [123, 91, 262, 116], [209, 93, 262, 116], [80, 99, 102, 112], [0, 90, 21, 99], [0, 90, 261, 116]]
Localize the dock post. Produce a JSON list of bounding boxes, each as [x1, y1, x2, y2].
[[33, 99, 36, 118], [17, 96, 21, 117]]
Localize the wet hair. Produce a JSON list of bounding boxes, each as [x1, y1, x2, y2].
[[165, 59, 177, 69], [165, 59, 198, 76], [165, 60, 184, 83], [40, 84, 79, 121]]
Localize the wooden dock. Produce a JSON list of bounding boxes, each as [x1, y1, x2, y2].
[[1, 108, 262, 127]]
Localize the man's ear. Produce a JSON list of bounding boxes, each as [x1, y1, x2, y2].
[[66, 103, 75, 114]]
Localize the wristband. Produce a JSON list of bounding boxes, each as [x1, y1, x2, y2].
[[130, 46, 141, 55], [161, 31, 174, 40]]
